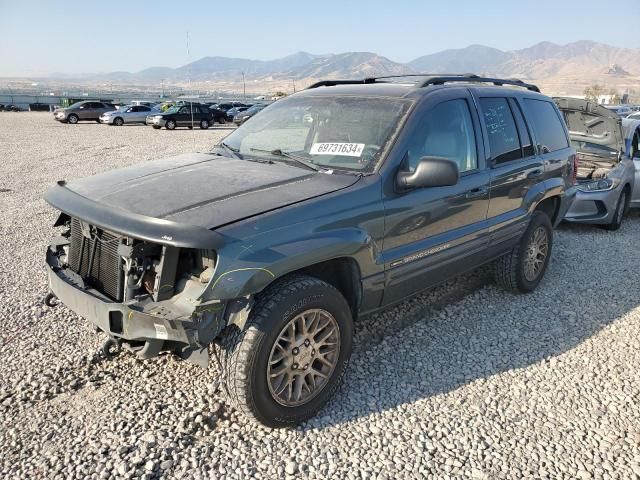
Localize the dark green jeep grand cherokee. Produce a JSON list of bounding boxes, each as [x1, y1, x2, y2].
[[44, 75, 576, 427]]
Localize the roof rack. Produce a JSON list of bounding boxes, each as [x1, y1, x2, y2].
[[306, 79, 377, 89], [416, 75, 540, 92], [306, 74, 540, 93]]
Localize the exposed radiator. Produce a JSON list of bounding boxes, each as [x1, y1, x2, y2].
[[67, 218, 124, 301]]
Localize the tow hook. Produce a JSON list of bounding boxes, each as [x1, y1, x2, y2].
[[43, 292, 58, 307], [101, 337, 122, 359]]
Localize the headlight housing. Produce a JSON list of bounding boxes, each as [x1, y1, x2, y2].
[[577, 178, 616, 192]]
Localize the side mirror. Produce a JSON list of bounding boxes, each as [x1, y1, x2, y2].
[[397, 156, 459, 190]]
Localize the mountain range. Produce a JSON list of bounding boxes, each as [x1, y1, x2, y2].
[[52, 40, 640, 96]]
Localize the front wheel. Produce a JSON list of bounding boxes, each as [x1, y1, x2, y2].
[[494, 211, 553, 293], [219, 275, 353, 427], [218, 117, 226, 125], [165, 119, 176, 130], [603, 188, 627, 231], [113, 117, 124, 126], [67, 114, 78, 124]]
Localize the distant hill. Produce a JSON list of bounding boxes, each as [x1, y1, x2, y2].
[[408, 45, 512, 75], [42, 41, 640, 96]]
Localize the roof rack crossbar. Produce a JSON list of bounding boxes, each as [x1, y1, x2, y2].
[[306, 74, 479, 89], [306, 79, 377, 89], [306, 74, 540, 93], [417, 75, 540, 92]]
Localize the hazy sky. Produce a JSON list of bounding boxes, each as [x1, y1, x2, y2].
[[1, 0, 639, 76]]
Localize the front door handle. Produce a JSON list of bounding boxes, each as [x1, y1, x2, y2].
[[465, 186, 488, 199]]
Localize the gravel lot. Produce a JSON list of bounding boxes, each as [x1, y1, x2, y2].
[[2, 112, 640, 480]]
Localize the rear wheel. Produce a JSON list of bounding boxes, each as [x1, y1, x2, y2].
[[165, 119, 176, 130], [494, 211, 553, 293], [200, 119, 209, 129], [603, 188, 627, 231], [113, 117, 124, 126], [67, 114, 78, 124], [218, 117, 226, 124], [219, 275, 353, 427]]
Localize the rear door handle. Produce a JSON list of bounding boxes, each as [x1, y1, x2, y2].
[[527, 169, 544, 179], [465, 186, 488, 199]]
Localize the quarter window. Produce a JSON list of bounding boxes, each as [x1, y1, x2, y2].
[[523, 99, 569, 153], [479, 97, 522, 164], [407, 99, 478, 173]]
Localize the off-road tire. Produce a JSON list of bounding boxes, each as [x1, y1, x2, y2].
[[165, 119, 176, 130], [218, 274, 353, 428], [603, 188, 628, 231], [200, 119, 209, 129], [494, 211, 553, 293], [113, 117, 124, 126], [67, 114, 78, 124]]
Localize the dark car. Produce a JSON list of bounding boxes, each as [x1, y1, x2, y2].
[[233, 104, 266, 125], [43, 75, 576, 427], [225, 106, 250, 122], [145, 103, 214, 130], [54, 101, 116, 124], [212, 101, 248, 111], [208, 106, 228, 124]]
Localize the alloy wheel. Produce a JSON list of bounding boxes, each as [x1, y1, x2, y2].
[[523, 226, 548, 282], [267, 309, 340, 407]]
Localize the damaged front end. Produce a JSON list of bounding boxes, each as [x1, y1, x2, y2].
[[554, 97, 625, 189], [44, 182, 228, 367], [554, 97, 634, 224]]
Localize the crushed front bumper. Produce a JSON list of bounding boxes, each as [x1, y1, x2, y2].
[[45, 247, 225, 365], [564, 185, 621, 224]]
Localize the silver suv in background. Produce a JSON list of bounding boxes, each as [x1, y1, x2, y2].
[[99, 104, 155, 126], [54, 101, 116, 124], [555, 97, 637, 230]]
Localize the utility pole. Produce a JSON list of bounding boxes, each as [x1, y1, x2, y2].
[[242, 72, 246, 100]]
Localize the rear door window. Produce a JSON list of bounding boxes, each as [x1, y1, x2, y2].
[[523, 99, 569, 153], [479, 97, 522, 164]]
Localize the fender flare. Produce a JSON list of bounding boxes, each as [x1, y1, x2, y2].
[[204, 228, 376, 301]]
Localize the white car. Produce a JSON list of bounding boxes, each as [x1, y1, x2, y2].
[[99, 105, 155, 126]]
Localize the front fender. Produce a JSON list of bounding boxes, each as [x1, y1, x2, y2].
[[203, 228, 376, 301]]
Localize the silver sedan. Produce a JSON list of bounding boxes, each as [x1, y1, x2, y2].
[[99, 105, 154, 126], [556, 97, 638, 231]]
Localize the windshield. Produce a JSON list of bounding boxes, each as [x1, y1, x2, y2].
[[221, 95, 410, 171]]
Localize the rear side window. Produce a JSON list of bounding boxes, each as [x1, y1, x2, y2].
[[479, 98, 522, 164], [523, 99, 569, 153]]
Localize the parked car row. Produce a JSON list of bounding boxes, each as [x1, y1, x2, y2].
[[51, 99, 268, 129], [0, 104, 24, 111]]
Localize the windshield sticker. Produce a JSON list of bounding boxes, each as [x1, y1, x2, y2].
[[310, 142, 365, 157]]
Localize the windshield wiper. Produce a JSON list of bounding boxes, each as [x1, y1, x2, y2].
[[249, 148, 323, 172], [218, 141, 241, 159]]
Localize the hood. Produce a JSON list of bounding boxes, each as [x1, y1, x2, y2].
[[553, 97, 624, 154], [53, 153, 359, 229]]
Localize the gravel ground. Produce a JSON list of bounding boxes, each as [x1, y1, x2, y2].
[[1, 112, 640, 480]]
